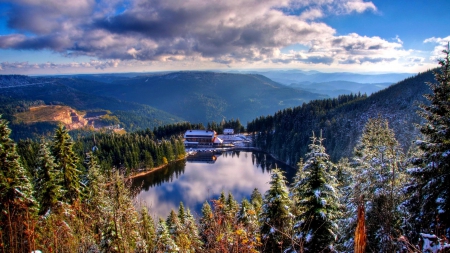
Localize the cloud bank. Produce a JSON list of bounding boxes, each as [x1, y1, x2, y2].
[[0, 0, 443, 72]]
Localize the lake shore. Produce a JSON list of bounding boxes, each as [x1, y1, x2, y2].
[[127, 156, 187, 180]]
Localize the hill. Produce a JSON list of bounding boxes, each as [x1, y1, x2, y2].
[[0, 75, 184, 139], [253, 69, 412, 85], [288, 80, 392, 97], [247, 70, 434, 164], [58, 71, 327, 123]]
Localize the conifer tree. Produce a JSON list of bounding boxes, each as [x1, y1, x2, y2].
[[259, 168, 293, 252], [52, 124, 81, 204], [250, 188, 263, 218], [155, 218, 179, 253], [199, 201, 215, 250], [350, 117, 405, 252], [291, 132, 340, 252], [410, 45, 450, 237], [0, 117, 37, 252], [166, 209, 186, 250], [183, 208, 203, 252], [35, 140, 61, 215], [139, 207, 156, 252]]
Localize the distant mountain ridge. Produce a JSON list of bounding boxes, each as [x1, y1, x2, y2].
[[58, 71, 328, 123]]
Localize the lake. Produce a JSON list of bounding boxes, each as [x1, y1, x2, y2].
[[132, 150, 296, 219]]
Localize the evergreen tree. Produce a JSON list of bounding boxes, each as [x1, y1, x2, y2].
[[250, 188, 263, 218], [0, 117, 37, 252], [291, 132, 340, 252], [35, 140, 61, 215], [52, 124, 81, 204], [155, 218, 179, 253], [199, 201, 215, 250], [410, 46, 450, 237], [350, 117, 405, 252], [138, 207, 156, 252], [183, 208, 203, 252], [259, 168, 293, 252]]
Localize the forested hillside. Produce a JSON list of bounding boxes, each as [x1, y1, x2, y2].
[[248, 70, 434, 164], [58, 71, 327, 124], [0, 75, 183, 139]]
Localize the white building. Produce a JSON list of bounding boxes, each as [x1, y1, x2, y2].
[[223, 128, 234, 135], [184, 130, 218, 147]]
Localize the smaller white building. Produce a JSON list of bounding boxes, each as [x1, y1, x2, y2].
[[223, 128, 234, 135]]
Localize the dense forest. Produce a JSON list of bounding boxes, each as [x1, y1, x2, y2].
[[247, 70, 434, 164], [1, 51, 450, 252]]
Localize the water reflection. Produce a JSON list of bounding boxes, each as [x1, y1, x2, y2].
[[133, 151, 295, 219]]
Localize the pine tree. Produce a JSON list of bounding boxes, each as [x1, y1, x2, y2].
[[0, 117, 37, 252], [410, 45, 450, 237], [199, 201, 215, 250], [35, 140, 61, 215], [183, 208, 203, 252], [138, 207, 156, 252], [52, 124, 81, 204], [259, 168, 293, 252], [250, 188, 263, 218], [291, 132, 340, 252], [155, 218, 179, 253], [350, 117, 405, 252]]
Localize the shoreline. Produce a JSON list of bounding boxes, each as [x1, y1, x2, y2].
[[127, 156, 187, 180], [127, 147, 295, 180]]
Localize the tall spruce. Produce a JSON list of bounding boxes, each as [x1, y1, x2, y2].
[[35, 140, 61, 215], [52, 124, 81, 204], [350, 117, 405, 252], [410, 46, 450, 237], [291, 132, 340, 252], [155, 218, 179, 253], [259, 168, 293, 252], [0, 117, 37, 252]]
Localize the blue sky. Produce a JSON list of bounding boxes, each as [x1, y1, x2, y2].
[[0, 0, 448, 75]]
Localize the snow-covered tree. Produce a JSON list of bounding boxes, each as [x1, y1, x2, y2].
[[52, 124, 81, 204], [0, 117, 37, 252], [259, 168, 293, 252], [35, 140, 61, 215], [350, 117, 405, 252], [137, 207, 156, 252], [155, 218, 179, 253], [409, 45, 450, 238], [199, 201, 215, 250], [291, 132, 340, 252]]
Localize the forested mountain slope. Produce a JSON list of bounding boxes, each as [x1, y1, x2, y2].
[[0, 75, 183, 139], [58, 72, 327, 123], [247, 70, 434, 164]]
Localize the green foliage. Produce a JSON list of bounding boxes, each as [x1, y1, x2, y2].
[[291, 132, 340, 252], [409, 46, 450, 237], [259, 168, 293, 252], [35, 140, 61, 215], [52, 124, 81, 204], [248, 71, 434, 164], [0, 117, 37, 252]]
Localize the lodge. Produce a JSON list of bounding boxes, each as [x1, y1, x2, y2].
[[184, 130, 223, 147]]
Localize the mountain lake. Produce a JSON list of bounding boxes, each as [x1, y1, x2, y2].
[[132, 150, 296, 219]]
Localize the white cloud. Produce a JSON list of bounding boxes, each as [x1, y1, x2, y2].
[[424, 36, 450, 60], [343, 0, 377, 13]]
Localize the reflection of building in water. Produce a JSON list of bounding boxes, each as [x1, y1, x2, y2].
[[186, 152, 220, 164], [184, 130, 223, 147]]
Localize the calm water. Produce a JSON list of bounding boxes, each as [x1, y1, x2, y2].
[[133, 150, 296, 219]]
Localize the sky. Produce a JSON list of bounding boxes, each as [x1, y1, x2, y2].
[[0, 0, 449, 75]]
